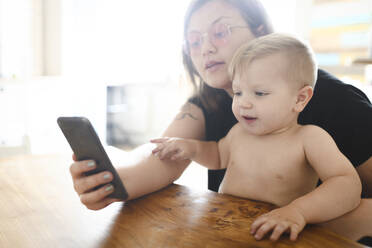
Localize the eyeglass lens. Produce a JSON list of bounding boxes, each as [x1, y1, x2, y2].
[[186, 23, 231, 54]]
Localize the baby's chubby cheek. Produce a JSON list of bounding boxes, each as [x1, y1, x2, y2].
[[231, 104, 240, 120]]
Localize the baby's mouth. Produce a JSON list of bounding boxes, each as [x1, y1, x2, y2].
[[242, 115, 257, 121]]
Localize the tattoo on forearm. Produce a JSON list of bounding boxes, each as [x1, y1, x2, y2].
[[176, 113, 198, 120], [176, 103, 198, 120]]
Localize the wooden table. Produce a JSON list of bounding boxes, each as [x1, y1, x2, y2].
[[0, 154, 365, 248]]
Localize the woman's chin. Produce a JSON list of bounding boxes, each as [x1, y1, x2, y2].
[[204, 75, 232, 90]]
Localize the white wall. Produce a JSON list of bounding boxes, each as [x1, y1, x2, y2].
[[0, 77, 106, 156], [43, 0, 62, 75], [0, 0, 33, 78]]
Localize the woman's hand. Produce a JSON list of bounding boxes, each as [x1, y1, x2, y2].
[[250, 205, 306, 241], [69, 154, 120, 210], [150, 137, 196, 161]]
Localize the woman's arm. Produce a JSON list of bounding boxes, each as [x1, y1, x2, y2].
[[69, 102, 206, 210]]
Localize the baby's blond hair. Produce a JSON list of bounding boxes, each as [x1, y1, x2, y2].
[[229, 33, 318, 88]]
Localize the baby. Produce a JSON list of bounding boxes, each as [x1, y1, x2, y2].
[[151, 33, 361, 241]]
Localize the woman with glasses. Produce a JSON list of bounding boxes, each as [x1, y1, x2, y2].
[[69, 0, 372, 243]]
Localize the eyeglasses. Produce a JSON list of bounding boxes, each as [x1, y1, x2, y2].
[[185, 23, 249, 55]]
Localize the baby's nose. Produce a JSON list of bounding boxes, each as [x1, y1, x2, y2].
[[240, 100, 253, 109]]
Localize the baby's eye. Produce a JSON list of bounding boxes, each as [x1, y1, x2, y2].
[[255, 91, 268, 97]]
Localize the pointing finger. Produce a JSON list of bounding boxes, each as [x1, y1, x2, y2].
[[150, 137, 168, 143]]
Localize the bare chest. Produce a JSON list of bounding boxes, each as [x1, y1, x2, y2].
[[231, 134, 306, 171], [220, 134, 318, 206]]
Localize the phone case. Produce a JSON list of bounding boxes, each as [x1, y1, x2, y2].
[[57, 116, 129, 200]]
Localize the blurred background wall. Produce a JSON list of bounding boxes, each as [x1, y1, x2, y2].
[[0, 0, 371, 161]]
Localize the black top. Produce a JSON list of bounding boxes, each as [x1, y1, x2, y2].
[[188, 69, 372, 192]]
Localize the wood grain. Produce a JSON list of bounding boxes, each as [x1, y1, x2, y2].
[[0, 155, 365, 248]]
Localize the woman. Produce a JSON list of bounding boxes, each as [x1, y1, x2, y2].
[[69, 0, 372, 242]]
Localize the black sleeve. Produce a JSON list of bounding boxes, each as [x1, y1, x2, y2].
[[188, 93, 237, 142], [188, 93, 237, 192], [299, 69, 372, 167]]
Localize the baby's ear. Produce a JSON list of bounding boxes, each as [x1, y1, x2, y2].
[[294, 85, 313, 112]]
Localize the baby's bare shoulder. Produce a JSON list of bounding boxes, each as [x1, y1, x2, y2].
[[225, 123, 245, 139], [299, 124, 329, 136], [298, 125, 334, 147], [230, 123, 244, 133]]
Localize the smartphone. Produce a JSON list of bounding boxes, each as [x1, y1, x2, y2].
[[57, 116, 129, 200]]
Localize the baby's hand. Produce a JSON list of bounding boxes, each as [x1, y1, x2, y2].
[[150, 137, 196, 161], [250, 205, 306, 242]]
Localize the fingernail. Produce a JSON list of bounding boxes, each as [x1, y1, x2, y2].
[[87, 161, 95, 167], [103, 173, 111, 180], [105, 185, 114, 192]]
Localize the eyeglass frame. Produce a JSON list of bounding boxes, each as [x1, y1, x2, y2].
[[183, 23, 250, 55]]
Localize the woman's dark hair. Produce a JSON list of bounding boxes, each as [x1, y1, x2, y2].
[[182, 0, 274, 111]]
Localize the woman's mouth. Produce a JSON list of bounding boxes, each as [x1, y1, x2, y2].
[[205, 61, 225, 72]]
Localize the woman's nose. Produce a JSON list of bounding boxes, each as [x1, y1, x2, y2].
[[201, 34, 217, 56]]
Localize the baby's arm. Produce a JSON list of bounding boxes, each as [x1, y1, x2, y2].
[[290, 125, 361, 223], [150, 137, 223, 169], [150, 123, 237, 169], [251, 125, 362, 241], [150, 125, 235, 169]]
